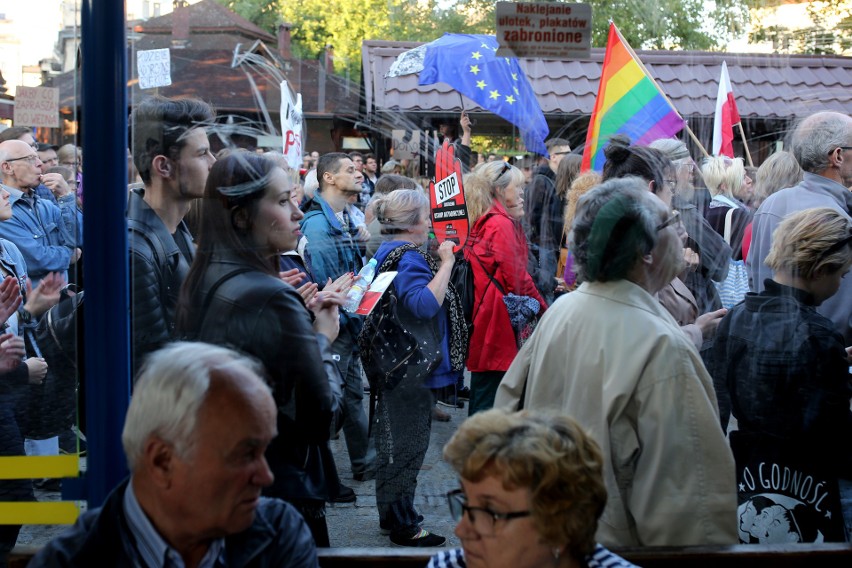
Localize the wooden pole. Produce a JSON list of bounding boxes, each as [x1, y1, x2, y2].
[[737, 122, 754, 166]]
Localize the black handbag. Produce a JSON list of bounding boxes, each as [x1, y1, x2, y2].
[[358, 245, 442, 392]]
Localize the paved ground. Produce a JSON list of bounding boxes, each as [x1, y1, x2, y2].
[[326, 400, 465, 549], [18, 396, 468, 552]]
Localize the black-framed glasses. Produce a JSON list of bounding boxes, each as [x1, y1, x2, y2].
[[656, 210, 680, 232], [815, 232, 852, 264], [5, 155, 40, 165], [664, 178, 677, 189], [551, 150, 571, 156], [446, 489, 531, 536], [835, 146, 852, 152]]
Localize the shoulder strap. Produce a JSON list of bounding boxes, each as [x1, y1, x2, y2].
[[128, 218, 168, 267], [723, 207, 735, 246], [200, 268, 254, 316], [471, 251, 505, 295]]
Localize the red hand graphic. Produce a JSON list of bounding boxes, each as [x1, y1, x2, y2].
[[429, 140, 468, 252]]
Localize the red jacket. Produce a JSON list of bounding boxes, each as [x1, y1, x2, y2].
[[465, 202, 547, 372]]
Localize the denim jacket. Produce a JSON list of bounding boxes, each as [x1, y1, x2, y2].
[[0, 184, 76, 284]]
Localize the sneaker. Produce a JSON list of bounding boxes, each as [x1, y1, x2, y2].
[[329, 484, 357, 504], [436, 395, 464, 409], [380, 514, 424, 535], [431, 406, 451, 422], [389, 528, 446, 547], [352, 470, 376, 482], [457, 386, 471, 401]]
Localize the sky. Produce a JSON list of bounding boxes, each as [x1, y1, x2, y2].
[[0, 0, 64, 62]]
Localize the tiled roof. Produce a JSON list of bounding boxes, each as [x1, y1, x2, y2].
[[364, 40, 852, 120], [135, 0, 275, 43]]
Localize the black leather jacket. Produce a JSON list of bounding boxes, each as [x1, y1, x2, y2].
[[179, 252, 343, 501], [127, 189, 194, 378]]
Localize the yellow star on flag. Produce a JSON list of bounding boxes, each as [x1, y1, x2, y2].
[[513, 86, 519, 95], [511, 73, 518, 81], [489, 90, 500, 100], [471, 51, 482, 60], [476, 80, 487, 90], [505, 95, 516, 104], [469, 65, 480, 75]]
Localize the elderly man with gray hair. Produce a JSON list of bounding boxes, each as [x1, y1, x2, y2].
[[747, 111, 852, 344], [30, 342, 319, 568], [495, 177, 737, 547]]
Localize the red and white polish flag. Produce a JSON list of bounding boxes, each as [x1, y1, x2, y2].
[[712, 61, 741, 158]]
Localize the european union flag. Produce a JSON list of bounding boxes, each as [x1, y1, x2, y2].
[[419, 34, 549, 156]]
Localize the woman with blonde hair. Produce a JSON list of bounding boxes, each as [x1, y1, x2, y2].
[[742, 151, 803, 260], [558, 172, 601, 291], [464, 161, 546, 415], [701, 156, 752, 261], [428, 409, 636, 568], [704, 207, 852, 541]]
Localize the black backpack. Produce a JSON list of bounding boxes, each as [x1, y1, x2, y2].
[[450, 250, 474, 332]]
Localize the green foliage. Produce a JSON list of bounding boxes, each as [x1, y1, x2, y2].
[[747, 0, 852, 55], [216, 0, 284, 33], [220, 0, 753, 77]]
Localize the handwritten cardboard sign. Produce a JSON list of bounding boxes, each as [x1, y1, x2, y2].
[[495, 1, 591, 59], [391, 129, 421, 160], [137, 48, 172, 90], [13, 87, 59, 128]]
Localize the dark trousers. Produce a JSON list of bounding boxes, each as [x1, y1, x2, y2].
[[375, 378, 432, 536], [468, 371, 505, 416], [332, 327, 376, 476], [0, 404, 34, 562]]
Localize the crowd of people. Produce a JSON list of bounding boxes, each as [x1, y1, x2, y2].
[[1, 97, 850, 567]]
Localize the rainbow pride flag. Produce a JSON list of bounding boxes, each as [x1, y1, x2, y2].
[[581, 23, 685, 171]]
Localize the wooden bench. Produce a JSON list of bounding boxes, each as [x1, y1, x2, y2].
[[317, 544, 852, 567], [11, 543, 852, 566]]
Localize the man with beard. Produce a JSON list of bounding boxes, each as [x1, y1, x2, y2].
[[128, 96, 215, 377]]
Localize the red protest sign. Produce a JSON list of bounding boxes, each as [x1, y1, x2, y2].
[[429, 141, 469, 252]]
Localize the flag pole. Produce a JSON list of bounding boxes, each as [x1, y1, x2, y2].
[[736, 122, 754, 166], [612, 24, 709, 158]]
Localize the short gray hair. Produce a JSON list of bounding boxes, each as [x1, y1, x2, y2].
[[122, 342, 267, 471], [569, 177, 658, 283], [303, 169, 318, 200], [373, 188, 428, 234], [790, 111, 852, 174]]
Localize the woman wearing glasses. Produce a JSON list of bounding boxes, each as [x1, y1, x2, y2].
[[463, 161, 547, 415], [495, 178, 737, 546], [601, 137, 727, 348], [428, 408, 636, 568]]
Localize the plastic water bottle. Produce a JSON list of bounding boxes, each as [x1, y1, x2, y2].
[[343, 258, 378, 313]]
